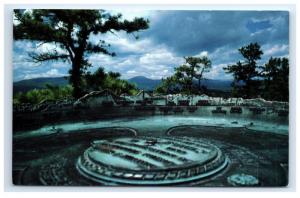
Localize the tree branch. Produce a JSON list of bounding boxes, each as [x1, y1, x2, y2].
[[64, 45, 75, 62], [29, 51, 70, 63], [85, 42, 116, 56]]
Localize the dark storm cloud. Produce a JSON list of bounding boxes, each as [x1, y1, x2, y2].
[[246, 19, 272, 33], [142, 10, 289, 56]]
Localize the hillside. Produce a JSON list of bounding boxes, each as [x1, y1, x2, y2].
[[13, 77, 69, 93], [13, 76, 233, 93], [128, 76, 233, 91], [128, 76, 162, 91]]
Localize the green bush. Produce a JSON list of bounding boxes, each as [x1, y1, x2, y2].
[[13, 85, 73, 105]]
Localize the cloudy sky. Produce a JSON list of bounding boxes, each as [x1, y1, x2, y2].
[[13, 10, 289, 81]]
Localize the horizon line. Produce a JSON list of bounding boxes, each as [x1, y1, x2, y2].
[[13, 75, 234, 83]]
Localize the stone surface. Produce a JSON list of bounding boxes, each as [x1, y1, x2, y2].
[[76, 137, 228, 185], [13, 125, 288, 186], [227, 173, 259, 186]]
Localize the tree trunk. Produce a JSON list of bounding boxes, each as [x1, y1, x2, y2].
[[70, 56, 83, 98], [198, 78, 201, 92]]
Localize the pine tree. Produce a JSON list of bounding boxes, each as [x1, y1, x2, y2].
[[14, 9, 149, 98], [223, 43, 263, 98], [174, 56, 211, 94]]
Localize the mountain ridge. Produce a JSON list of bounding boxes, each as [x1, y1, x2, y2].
[[13, 76, 233, 93]]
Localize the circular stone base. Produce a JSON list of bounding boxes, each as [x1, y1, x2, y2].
[[76, 136, 228, 185]]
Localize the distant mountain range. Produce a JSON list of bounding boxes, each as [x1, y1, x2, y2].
[[13, 77, 69, 93], [128, 76, 233, 91], [128, 76, 162, 91], [13, 76, 233, 93]]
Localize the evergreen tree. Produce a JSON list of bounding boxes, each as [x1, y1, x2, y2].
[[223, 42, 263, 98], [174, 56, 211, 94], [155, 76, 178, 94], [14, 9, 149, 98], [83, 67, 138, 95], [262, 57, 289, 101]]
